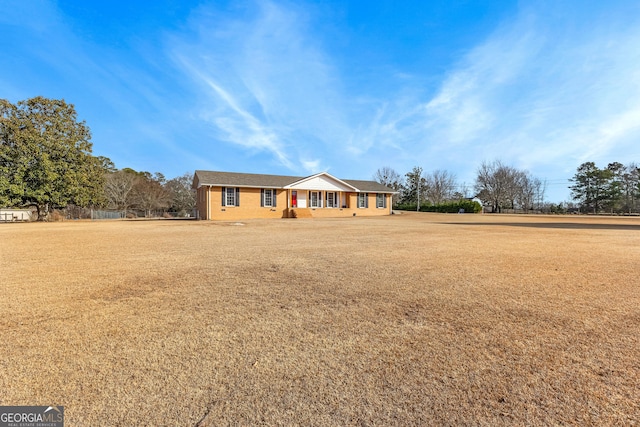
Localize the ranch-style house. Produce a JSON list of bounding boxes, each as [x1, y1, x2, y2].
[[193, 170, 395, 220]]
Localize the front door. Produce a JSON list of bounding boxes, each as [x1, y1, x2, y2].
[[291, 191, 297, 208], [296, 191, 307, 208]]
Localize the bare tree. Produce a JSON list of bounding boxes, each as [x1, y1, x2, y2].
[[425, 170, 457, 205], [475, 160, 538, 212], [475, 160, 508, 212], [373, 167, 403, 206], [501, 167, 523, 210], [165, 172, 196, 216], [130, 175, 171, 217], [534, 179, 546, 210], [516, 172, 541, 212], [104, 170, 136, 216], [451, 182, 471, 200]]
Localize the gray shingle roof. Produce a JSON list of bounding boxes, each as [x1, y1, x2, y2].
[[194, 170, 299, 188], [193, 170, 394, 193], [342, 179, 396, 193]]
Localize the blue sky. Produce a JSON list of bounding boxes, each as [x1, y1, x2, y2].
[[2, 0, 640, 202]]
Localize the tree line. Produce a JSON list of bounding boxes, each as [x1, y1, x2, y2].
[[374, 160, 547, 213], [104, 167, 195, 218], [570, 162, 640, 214], [1, 97, 194, 220], [4, 97, 638, 220], [377, 161, 640, 215]]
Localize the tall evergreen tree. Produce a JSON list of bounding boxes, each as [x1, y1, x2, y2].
[[402, 166, 427, 210], [569, 162, 613, 214], [621, 163, 640, 213]]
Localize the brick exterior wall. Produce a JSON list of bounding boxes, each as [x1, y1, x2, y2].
[[196, 186, 391, 220]]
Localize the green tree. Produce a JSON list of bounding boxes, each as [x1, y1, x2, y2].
[[621, 163, 640, 213], [569, 162, 613, 214], [0, 99, 23, 207], [401, 166, 427, 210], [605, 162, 625, 213], [0, 97, 106, 220]]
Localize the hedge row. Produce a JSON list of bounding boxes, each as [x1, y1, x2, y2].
[[395, 200, 482, 213]]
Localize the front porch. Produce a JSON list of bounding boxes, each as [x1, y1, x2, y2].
[[286, 206, 367, 219]]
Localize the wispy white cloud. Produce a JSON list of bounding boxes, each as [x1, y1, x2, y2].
[[417, 3, 640, 180], [5, 0, 639, 201], [168, 0, 351, 174], [0, 0, 204, 173], [174, 54, 292, 167]]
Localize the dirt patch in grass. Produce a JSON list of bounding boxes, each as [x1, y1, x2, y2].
[[1, 213, 639, 425]]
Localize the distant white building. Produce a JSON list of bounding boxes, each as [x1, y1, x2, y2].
[[0, 209, 33, 222]]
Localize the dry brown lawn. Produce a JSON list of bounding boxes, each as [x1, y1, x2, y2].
[[1, 213, 639, 426]]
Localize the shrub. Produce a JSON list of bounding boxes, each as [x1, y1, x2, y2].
[[395, 200, 481, 213]]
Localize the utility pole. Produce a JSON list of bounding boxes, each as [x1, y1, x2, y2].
[[417, 175, 420, 211], [416, 166, 422, 212]]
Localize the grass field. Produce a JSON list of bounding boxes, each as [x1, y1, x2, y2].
[[1, 213, 639, 426]]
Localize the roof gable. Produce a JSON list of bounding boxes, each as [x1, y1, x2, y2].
[[284, 172, 358, 192]]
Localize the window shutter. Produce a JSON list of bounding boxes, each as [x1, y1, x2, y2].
[[383, 194, 387, 208], [222, 187, 226, 206], [235, 187, 240, 206], [365, 193, 369, 208], [261, 189, 265, 207], [273, 190, 277, 207]]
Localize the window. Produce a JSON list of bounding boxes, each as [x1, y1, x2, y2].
[[261, 189, 277, 207], [222, 187, 239, 207], [310, 191, 321, 208], [226, 189, 235, 206], [358, 192, 368, 208], [326, 192, 337, 208], [376, 193, 386, 208]]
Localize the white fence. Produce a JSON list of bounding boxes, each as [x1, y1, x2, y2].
[[0, 209, 33, 222]]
